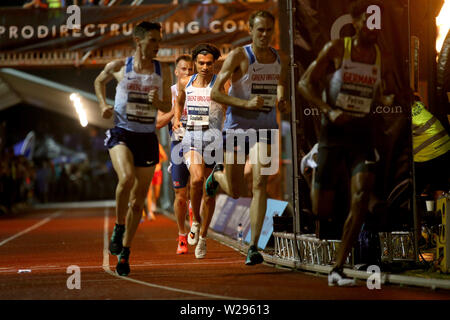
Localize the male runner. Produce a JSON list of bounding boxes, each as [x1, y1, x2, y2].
[[173, 43, 224, 259], [156, 55, 194, 254], [298, 0, 394, 286], [206, 10, 289, 265], [94, 21, 171, 276]]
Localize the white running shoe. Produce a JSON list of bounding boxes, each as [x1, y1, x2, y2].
[[195, 237, 207, 259], [188, 221, 200, 245], [328, 270, 357, 287]]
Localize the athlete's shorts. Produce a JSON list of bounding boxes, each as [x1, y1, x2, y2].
[[170, 141, 190, 189], [105, 126, 159, 167], [222, 129, 276, 155], [151, 169, 162, 186], [314, 145, 378, 190], [181, 129, 222, 169]]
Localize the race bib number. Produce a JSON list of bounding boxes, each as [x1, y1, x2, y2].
[[335, 93, 372, 114], [187, 105, 209, 129], [126, 92, 156, 123], [251, 83, 277, 112]]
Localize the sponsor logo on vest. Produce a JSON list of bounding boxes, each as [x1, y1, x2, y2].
[[251, 74, 280, 81], [126, 83, 158, 92], [187, 95, 211, 102], [343, 72, 377, 85]]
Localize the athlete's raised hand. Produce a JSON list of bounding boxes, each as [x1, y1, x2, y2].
[[278, 98, 290, 114], [148, 89, 161, 106], [246, 96, 264, 110], [100, 103, 114, 119], [172, 118, 182, 131]]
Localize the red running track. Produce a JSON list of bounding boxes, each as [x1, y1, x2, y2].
[[1, 206, 449, 303]]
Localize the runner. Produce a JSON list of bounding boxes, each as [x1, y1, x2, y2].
[[206, 10, 289, 265], [94, 21, 171, 276], [156, 54, 194, 254], [173, 43, 225, 259], [298, 0, 394, 286]]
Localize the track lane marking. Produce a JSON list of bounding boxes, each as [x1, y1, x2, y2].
[[102, 207, 245, 300], [0, 211, 62, 247], [0, 260, 245, 274]]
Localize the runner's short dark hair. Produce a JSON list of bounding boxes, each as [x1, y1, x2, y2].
[[349, 0, 384, 19], [249, 10, 275, 29], [133, 21, 161, 39], [176, 54, 193, 65], [192, 43, 221, 61]]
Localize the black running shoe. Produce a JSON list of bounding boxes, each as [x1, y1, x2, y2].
[[116, 247, 130, 276], [205, 164, 223, 197], [245, 245, 264, 265], [109, 224, 125, 255]]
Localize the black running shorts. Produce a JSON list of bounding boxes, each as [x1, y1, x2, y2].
[[105, 126, 159, 167]]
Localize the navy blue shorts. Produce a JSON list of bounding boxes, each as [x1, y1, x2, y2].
[[105, 126, 159, 167], [170, 141, 190, 189]]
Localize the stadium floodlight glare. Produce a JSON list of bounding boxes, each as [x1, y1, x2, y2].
[[437, 0, 450, 53], [69, 92, 88, 127]]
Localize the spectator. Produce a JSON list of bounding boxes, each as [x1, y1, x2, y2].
[[35, 159, 52, 203], [412, 97, 450, 200]]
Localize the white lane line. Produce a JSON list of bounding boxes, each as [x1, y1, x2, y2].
[[102, 208, 244, 300], [0, 211, 62, 247], [0, 260, 245, 274]]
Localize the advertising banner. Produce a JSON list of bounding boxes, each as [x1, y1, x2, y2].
[[0, 3, 278, 64]]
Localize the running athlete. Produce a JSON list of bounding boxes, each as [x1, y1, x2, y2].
[[206, 10, 289, 265], [94, 21, 172, 276], [156, 55, 194, 254], [173, 44, 224, 259], [298, 0, 394, 286]]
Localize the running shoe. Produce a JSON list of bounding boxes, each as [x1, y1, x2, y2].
[[328, 267, 356, 287], [109, 224, 125, 255], [116, 247, 130, 276], [205, 164, 223, 197], [245, 245, 264, 265], [188, 221, 200, 245], [195, 237, 207, 259], [176, 234, 188, 254]]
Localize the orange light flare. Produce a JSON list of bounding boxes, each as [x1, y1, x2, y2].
[[436, 0, 450, 53]]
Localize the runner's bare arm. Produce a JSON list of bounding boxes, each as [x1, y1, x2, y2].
[[211, 48, 264, 110], [94, 59, 125, 119], [156, 109, 174, 129], [148, 63, 172, 113], [376, 59, 396, 106], [173, 76, 188, 130], [297, 41, 339, 115]]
